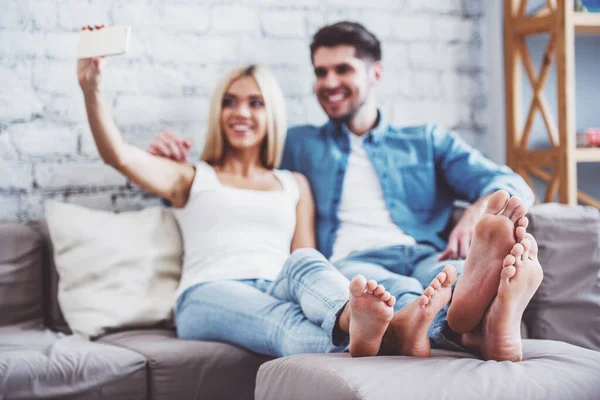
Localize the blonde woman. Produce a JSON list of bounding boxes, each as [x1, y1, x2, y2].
[[76, 28, 400, 358]]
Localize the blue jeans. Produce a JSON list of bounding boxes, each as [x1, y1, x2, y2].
[[334, 244, 467, 352], [175, 249, 350, 357]]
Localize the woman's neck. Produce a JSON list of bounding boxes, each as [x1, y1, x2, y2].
[[217, 151, 265, 176]]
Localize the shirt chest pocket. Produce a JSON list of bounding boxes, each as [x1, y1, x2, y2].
[[393, 164, 436, 212]]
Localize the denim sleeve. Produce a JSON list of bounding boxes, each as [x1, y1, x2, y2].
[[431, 125, 534, 207]]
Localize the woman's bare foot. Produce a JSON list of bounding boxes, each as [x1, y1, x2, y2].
[[338, 275, 395, 357], [447, 190, 528, 334], [382, 264, 456, 357], [469, 234, 543, 361]]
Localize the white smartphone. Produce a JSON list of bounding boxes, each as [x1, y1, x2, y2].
[[77, 26, 131, 59]]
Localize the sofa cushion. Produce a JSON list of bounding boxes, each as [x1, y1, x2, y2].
[[40, 371, 147, 400], [0, 326, 147, 399], [45, 201, 183, 338], [527, 204, 600, 351], [99, 329, 271, 400], [0, 222, 44, 328], [256, 340, 600, 400]]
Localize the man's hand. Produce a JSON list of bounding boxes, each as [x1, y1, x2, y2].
[[438, 205, 481, 261], [147, 130, 193, 163]]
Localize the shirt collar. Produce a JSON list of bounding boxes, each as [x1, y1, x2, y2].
[[324, 109, 388, 143]]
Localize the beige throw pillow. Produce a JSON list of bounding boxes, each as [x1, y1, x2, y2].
[[45, 200, 183, 339]]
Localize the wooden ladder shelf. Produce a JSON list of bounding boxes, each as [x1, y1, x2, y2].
[[504, 0, 600, 208]]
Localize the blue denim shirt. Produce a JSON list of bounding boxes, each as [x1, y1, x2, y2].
[[280, 112, 534, 259]]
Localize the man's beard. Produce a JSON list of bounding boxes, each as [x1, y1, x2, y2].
[[325, 95, 368, 124]]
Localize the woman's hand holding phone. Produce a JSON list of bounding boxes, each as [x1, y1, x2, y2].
[[77, 26, 107, 93]]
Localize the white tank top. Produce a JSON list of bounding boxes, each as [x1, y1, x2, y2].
[[173, 162, 300, 299], [331, 133, 416, 263]]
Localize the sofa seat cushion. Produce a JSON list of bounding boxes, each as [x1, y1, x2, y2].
[[256, 339, 600, 400], [0, 327, 147, 399], [98, 329, 272, 400]]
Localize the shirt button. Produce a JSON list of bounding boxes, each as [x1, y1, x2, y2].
[[337, 169, 343, 175]]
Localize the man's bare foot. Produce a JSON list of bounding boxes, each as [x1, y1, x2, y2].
[[464, 234, 543, 361], [447, 190, 528, 334], [338, 275, 395, 357], [382, 264, 456, 357]]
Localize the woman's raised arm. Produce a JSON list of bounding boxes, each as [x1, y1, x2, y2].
[[77, 54, 195, 208]]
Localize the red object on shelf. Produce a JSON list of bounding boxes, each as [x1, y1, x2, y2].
[[577, 128, 600, 147]]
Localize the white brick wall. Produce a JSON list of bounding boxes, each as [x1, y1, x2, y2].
[[0, 162, 33, 190], [0, 0, 487, 221], [261, 11, 306, 38], [34, 162, 127, 189], [0, 133, 19, 161], [0, 197, 20, 221], [213, 6, 261, 34], [10, 121, 79, 157]]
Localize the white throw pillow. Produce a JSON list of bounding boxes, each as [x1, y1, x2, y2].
[[45, 200, 183, 339]]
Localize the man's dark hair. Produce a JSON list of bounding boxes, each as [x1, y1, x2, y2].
[[310, 21, 381, 62]]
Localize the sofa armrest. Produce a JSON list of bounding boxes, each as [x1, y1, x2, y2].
[[525, 203, 600, 351]]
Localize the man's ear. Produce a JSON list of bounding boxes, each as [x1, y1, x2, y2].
[[370, 60, 384, 85]]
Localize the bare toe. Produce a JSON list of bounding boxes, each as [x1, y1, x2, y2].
[[374, 284, 385, 296], [510, 243, 525, 258], [366, 280, 377, 293], [442, 264, 457, 284], [381, 291, 392, 302], [435, 270, 447, 283], [524, 233, 538, 258], [486, 190, 511, 214], [349, 275, 367, 297], [520, 238, 531, 259], [517, 216, 529, 229], [515, 226, 527, 242], [386, 295, 396, 307], [501, 265, 517, 280], [503, 254, 516, 267], [424, 286, 435, 298], [510, 204, 527, 224], [502, 196, 521, 219]]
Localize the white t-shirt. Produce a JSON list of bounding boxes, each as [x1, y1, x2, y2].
[[173, 162, 300, 299], [330, 133, 416, 263]]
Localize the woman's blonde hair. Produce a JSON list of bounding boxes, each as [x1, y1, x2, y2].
[[201, 65, 287, 169]]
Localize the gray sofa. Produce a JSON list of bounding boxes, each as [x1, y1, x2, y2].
[[1, 204, 600, 400]]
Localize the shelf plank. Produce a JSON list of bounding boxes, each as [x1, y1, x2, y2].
[[529, 166, 600, 209], [576, 147, 600, 162], [514, 14, 556, 35], [515, 149, 558, 166], [578, 190, 600, 209], [574, 13, 600, 34], [513, 12, 600, 36]]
